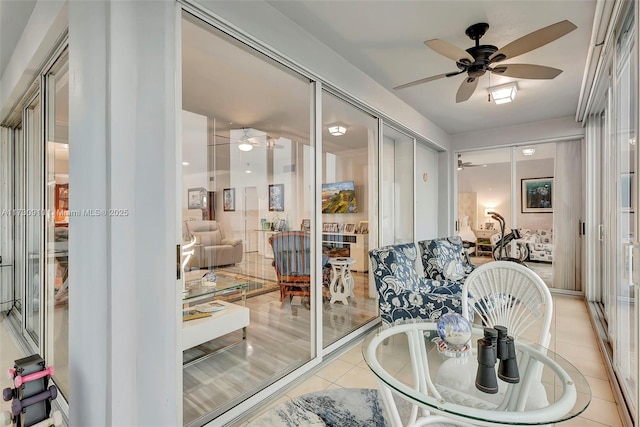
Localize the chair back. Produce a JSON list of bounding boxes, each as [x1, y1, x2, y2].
[[269, 231, 311, 285], [418, 236, 474, 281], [369, 243, 425, 294], [462, 261, 553, 347]]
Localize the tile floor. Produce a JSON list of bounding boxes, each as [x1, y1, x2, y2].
[[0, 295, 626, 427], [234, 295, 626, 427]]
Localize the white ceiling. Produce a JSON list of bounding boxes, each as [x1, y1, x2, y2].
[[0, 0, 36, 79], [268, 0, 596, 135], [2, 1, 597, 139]]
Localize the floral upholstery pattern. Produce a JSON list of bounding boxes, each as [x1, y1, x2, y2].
[[369, 243, 469, 325], [417, 236, 475, 283]]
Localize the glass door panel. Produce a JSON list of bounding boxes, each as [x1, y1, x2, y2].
[[457, 148, 511, 263], [14, 124, 24, 316], [24, 93, 42, 347], [181, 13, 314, 425], [321, 91, 378, 349], [44, 50, 69, 397], [381, 125, 414, 246], [614, 10, 636, 411], [515, 143, 556, 288]]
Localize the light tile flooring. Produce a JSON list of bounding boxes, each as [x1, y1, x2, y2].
[[233, 295, 626, 427], [0, 294, 625, 427]]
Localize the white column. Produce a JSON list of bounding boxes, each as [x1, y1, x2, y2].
[[69, 1, 179, 425]]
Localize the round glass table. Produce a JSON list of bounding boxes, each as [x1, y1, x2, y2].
[[362, 323, 591, 427]]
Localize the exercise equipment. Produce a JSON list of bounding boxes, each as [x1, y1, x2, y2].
[[487, 211, 527, 264], [11, 387, 57, 416], [13, 368, 54, 389], [3, 355, 59, 427]]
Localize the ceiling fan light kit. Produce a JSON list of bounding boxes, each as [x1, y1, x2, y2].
[[328, 125, 347, 136], [394, 20, 576, 103], [238, 142, 254, 152], [489, 82, 518, 104]]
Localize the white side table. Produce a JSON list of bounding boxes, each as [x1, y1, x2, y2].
[[329, 257, 355, 305]]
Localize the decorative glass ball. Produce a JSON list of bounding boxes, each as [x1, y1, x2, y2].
[[437, 313, 472, 349]]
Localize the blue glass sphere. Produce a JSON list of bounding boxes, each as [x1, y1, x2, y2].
[[437, 313, 472, 349]]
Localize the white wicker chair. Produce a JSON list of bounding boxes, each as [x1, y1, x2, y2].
[[462, 261, 553, 347], [436, 261, 553, 414]]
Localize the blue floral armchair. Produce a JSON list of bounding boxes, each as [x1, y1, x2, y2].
[[369, 243, 468, 325], [418, 236, 475, 283]]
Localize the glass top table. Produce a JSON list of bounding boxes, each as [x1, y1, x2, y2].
[[363, 323, 591, 426], [182, 270, 248, 305]]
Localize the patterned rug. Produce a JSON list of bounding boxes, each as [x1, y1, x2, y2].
[[247, 388, 388, 426], [246, 388, 460, 426]]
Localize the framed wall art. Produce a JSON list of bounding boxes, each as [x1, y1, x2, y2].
[[521, 177, 553, 213], [269, 184, 284, 211], [223, 188, 235, 211], [188, 187, 207, 209]]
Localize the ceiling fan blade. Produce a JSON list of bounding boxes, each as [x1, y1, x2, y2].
[[393, 72, 456, 90], [489, 20, 577, 63], [425, 39, 474, 63], [491, 64, 562, 79], [456, 77, 478, 103]]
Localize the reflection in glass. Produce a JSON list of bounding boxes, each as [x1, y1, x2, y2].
[[181, 13, 313, 425], [45, 51, 69, 397], [321, 91, 379, 349], [25, 95, 42, 345]]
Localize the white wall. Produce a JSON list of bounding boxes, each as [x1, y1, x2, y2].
[[452, 116, 584, 150], [416, 143, 439, 240]]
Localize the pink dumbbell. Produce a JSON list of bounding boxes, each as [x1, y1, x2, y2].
[[14, 366, 54, 387], [30, 411, 62, 427]]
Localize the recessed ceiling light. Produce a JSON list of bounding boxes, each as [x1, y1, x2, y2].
[[522, 148, 536, 156], [182, 161, 190, 166]]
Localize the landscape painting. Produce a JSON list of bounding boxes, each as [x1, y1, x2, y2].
[[321, 181, 358, 213]]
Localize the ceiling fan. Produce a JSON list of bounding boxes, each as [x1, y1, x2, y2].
[[394, 20, 577, 103], [216, 128, 285, 151], [458, 154, 487, 170]]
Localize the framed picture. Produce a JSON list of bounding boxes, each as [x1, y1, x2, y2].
[[521, 177, 553, 213], [345, 223, 356, 234], [301, 219, 311, 232], [269, 184, 284, 211], [188, 187, 207, 209], [339, 223, 346, 233], [223, 188, 235, 211], [622, 172, 635, 212], [276, 219, 286, 231], [357, 220, 369, 234]]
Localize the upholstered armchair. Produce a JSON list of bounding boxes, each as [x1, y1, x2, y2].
[[417, 236, 474, 283], [369, 243, 468, 325], [185, 220, 243, 268]]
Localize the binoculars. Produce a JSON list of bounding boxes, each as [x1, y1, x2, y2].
[[475, 326, 520, 394]]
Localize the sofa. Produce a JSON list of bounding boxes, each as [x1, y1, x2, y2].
[[521, 228, 554, 262], [185, 220, 243, 268]]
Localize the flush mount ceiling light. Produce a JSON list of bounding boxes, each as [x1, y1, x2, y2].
[[238, 142, 253, 152], [489, 82, 518, 104], [328, 125, 347, 136], [522, 148, 536, 156], [182, 161, 190, 166]]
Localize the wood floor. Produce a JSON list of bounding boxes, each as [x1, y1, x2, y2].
[[183, 252, 378, 426]]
